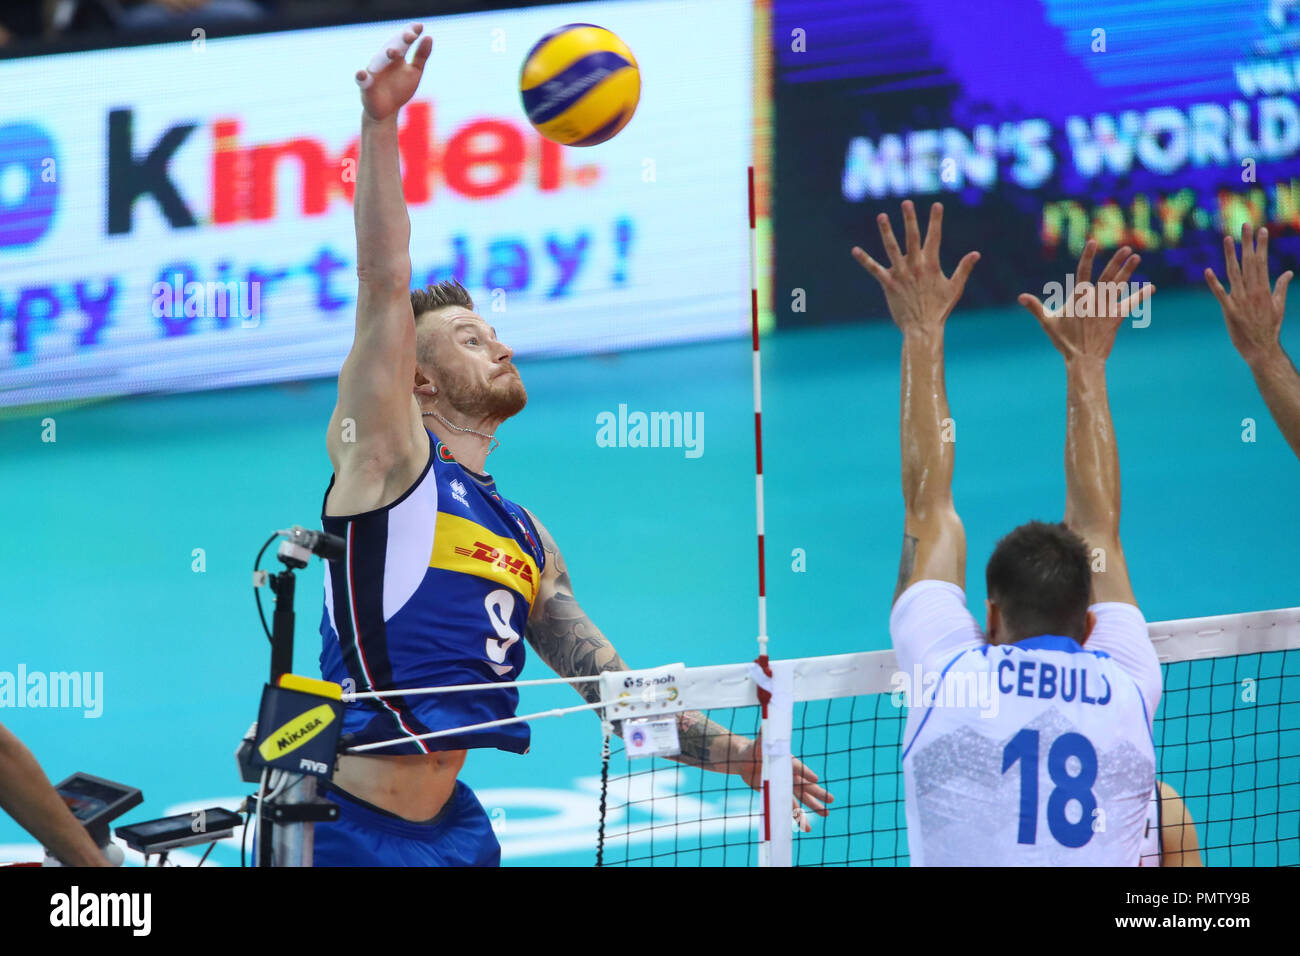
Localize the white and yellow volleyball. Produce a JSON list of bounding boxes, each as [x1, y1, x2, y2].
[[520, 23, 640, 147]]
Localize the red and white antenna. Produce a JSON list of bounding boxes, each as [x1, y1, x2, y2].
[[749, 167, 768, 662], [748, 166, 775, 866]]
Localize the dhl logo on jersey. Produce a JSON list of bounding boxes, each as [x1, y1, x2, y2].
[[455, 541, 536, 585], [431, 513, 540, 604]]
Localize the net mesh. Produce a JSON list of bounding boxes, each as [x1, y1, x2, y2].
[[1155, 648, 1299, 866], [597, 640, 1299, 866], [598, 707, 762, 867]]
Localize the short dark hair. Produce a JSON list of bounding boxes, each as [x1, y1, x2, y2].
[[411, 279, 474, 319], [985, 521, 1091, 641]]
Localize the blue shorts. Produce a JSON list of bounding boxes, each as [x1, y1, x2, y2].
[[309, 780, 500, 867]]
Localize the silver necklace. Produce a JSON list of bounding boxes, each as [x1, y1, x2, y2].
[[422, 409, 500, 454]]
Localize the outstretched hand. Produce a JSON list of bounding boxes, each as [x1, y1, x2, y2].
[[356, 23, 433, 122], [1018, 240, 1153, 364], [1205, 224, 1293, 367], [734, 733, 832, 833], [852, 200, 980, 334]]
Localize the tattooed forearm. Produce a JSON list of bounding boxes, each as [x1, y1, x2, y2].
[[522, 511, 748, 772], [526, 586, 628, 704], [671, 709, 738, 770]]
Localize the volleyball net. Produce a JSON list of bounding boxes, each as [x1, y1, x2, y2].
[[591, 606, 1300, 866], [336, 605, 1298, 866]]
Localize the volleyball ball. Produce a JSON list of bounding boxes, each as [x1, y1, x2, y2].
[[520, 24, 640, 147]]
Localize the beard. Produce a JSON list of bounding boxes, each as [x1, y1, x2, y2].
[[435, 364, 528, 420]]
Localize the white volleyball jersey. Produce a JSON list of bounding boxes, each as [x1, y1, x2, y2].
[[1138, 786, 1162, 866], [891, 581, 1162, 866]]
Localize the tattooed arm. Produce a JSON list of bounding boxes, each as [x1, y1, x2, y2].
[[521, 509, 831, 819], [521, 508, 741, 769]]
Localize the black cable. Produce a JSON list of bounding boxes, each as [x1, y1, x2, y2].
[[253, 531, 278, 643], [241, 800, 252, 868], [250, 531, 277, 865], [596, 717, 610, 867]]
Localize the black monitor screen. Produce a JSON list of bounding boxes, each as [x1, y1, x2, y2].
[[54, 774, 141, 827]]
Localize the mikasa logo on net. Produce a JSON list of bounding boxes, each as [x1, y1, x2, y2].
[[890, 665, 1000, 719]]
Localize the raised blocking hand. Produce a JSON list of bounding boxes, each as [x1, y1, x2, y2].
[[1018, 239, 1153, 364], [852, 200, 980, 334], [1205, 224, 1293, 367]]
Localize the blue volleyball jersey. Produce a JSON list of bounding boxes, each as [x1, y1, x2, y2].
[[319, 429, 546, 756]]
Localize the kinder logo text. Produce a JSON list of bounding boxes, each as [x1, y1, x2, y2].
[[103, 102, 597, 237], [50, 887, 151, 936], [0, 666, 103, 718], [596, 405, 703, 459]]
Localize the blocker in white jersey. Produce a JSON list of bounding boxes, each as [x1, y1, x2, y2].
[[892, 580, 1162, 866]]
